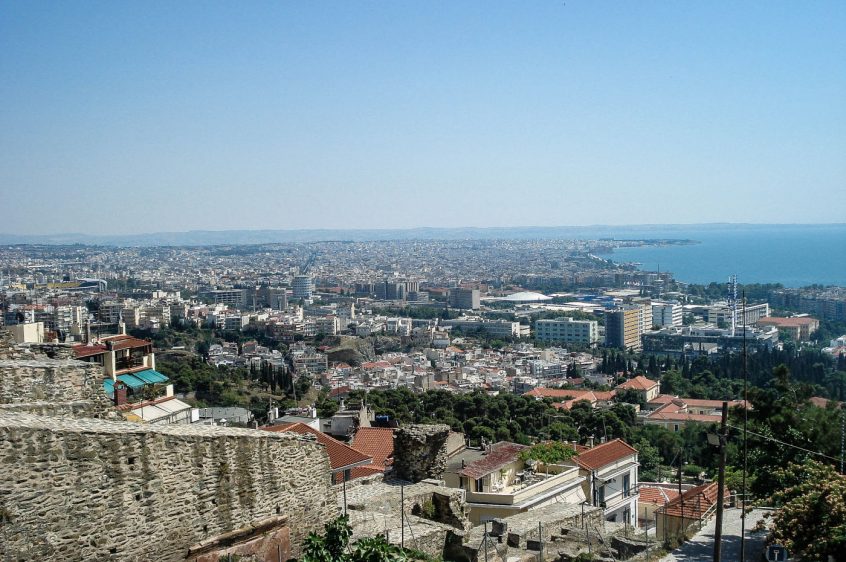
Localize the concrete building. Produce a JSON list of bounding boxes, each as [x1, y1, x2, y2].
[[604, 306, 643, 351], [651, 302, 683, 328], [449, 288, 481, 310], [535, 317, 599, 345], [292, 275, 314, 301], [706, 302, 770, 327], [572, 439, 639, 527], [443, 442, 586, 524], [203, 288, 247, 308], [756, 316, 820, 341]]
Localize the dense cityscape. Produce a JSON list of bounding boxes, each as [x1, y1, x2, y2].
[[3, 0, 844, 560], [1, 237, 844, 560]]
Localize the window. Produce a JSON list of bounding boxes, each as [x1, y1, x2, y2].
[[673, 424, 680, 432], [623, 473, 630, 497], [475, 478, 484, 492]]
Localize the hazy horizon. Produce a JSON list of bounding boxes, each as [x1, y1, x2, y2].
[[5, 220, 846, 239], [2, 2, 844, 234]]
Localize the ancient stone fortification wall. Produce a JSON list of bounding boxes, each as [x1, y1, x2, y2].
[[0, 333, 111, 418], [0, 412, 339, 561], [392, 424, 451, 482]]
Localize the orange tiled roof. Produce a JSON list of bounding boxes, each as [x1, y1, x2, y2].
[[351, 427, 395, 469], [640, 486, 681, 505], [617, 375, 658, 391], [574, 439, 638, 470], [757, 316, 818, 327], [657, 482, 729, 518], [263, 422, 371, 472], [526, 388, 596, 400], [459, 442, 528, 479]]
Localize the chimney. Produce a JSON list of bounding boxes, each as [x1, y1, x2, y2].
[[113, 381, 127, 407], [588, 435, 595, 448]]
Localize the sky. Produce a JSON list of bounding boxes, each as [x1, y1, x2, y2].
[[1, 1, 844, 235]]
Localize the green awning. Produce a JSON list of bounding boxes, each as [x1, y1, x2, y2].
[[103, 378, 115, 398], [117, 374, 146, 390], [133, 369, 169, 385]]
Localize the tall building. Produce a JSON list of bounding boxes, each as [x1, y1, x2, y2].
[[651, 303, 683, 328], [605, 306, 643, 351], [535, 317, 599, 345], [449, 288, 480, 310], [292, 275, 314, 301]]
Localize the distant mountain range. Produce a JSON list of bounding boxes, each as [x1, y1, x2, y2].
[[0, 223, 841, 247]]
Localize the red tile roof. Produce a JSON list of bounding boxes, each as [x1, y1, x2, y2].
[[573, 439, 638, 471], [263, 422, 371, 472], [72, 335, 152, 358], [617, 375, 658, 391], [757, 316, 818, 327], [73, 343, 108, 358], [351, 427, 395, 469], [526, 388, 597, 400], [459, 442, 529, 479], [640, 486, 681, 505], [657, 482, 730, 518]]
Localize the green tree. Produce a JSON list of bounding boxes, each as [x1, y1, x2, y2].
[[768, 460, 846, 560]]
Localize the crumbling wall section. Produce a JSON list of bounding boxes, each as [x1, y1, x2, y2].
[[0, 332, 111, 418], [0, 412, 338, 561], [392, 424, 451, 482]]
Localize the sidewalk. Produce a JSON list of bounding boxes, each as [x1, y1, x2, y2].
[[660, 507, 770, 562]]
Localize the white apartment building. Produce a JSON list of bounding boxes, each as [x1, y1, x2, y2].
[[651, 303, 683, 328], [534, 317, 600, 345]]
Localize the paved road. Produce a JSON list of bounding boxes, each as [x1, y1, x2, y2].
[[660, 507, 770, 562]]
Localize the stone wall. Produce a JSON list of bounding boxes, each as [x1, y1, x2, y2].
[[392, 424, 451, 483], [0, 332, 111, 418], [0, 412, 339, 561]]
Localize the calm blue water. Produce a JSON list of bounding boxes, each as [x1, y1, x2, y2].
[[602, 224, 846, 288]]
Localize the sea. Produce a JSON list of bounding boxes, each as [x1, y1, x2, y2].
[[601, 224, 846, 288]]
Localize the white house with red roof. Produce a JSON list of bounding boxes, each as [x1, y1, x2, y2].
[[443, 442, 586, 524], [616, 375, 661, 402], [641, 395, 746, 432], [569, 438, 639, 528]]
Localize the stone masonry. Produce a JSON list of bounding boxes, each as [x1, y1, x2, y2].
[[392, 424, 451, 483], [0, 332, 111, 419], [0, 412, 339, 561]]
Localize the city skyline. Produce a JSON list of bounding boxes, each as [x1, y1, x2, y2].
[[2, 1, 845, 234]]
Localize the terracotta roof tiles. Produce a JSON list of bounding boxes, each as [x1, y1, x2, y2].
[[263, 422, 371, 472], [574, 439, 638, 471], [351, 427, 395, 469], [459, 442, 528, 480]]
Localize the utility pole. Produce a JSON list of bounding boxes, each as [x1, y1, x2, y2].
[[678, 450, 684, 543], [400, 483, 405, 550], [741, 291, 748, 562], [713, 401, 729, 562]]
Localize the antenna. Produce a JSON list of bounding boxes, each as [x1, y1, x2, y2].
[[727, 275, 738, 337]]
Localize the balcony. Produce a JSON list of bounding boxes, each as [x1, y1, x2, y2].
[[115, 355, 147, 373], [466, 466, 582, 506]]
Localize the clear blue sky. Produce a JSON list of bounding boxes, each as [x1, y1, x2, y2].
[[2, 1, 844, 235]]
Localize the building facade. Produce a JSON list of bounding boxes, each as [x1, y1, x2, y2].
[[535, 317, 599, 345], [605, 306, 643, 351]]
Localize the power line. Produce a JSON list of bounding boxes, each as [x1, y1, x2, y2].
[[726, 423, 841, 464]]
